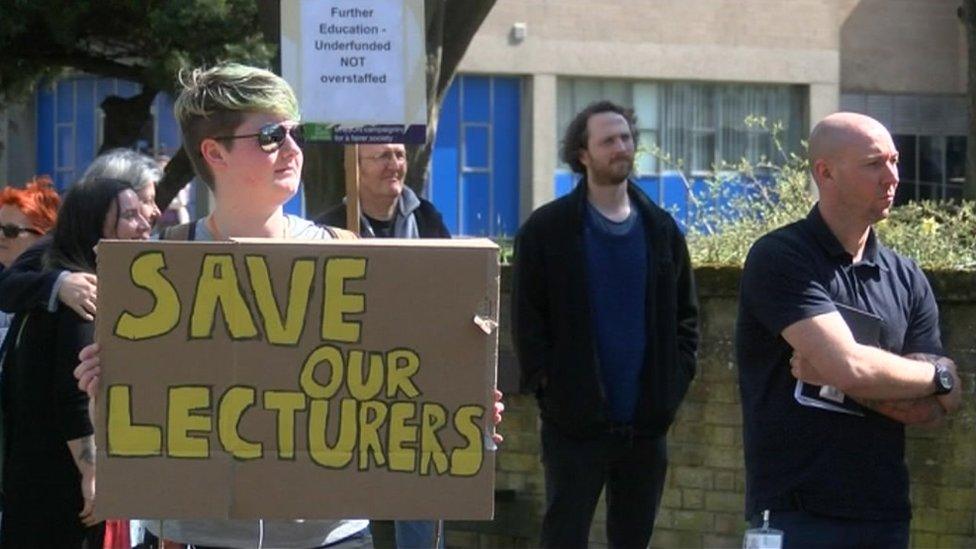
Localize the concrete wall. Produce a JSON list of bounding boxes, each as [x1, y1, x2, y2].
[[462, 0, 842, 83], [445, 265, 976, 548], [841, 0, 968, 95]]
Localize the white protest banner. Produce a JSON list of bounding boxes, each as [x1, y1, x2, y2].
[[281, 0, 427, 143]]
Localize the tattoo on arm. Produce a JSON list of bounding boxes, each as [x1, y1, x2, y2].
[[854, 396, 944, 425], [78, 436, 96, 465]]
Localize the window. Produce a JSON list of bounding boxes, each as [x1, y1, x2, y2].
[[892, 134, 967, 204], [841, 93, 967, 204], [557, 77, 806, 175]]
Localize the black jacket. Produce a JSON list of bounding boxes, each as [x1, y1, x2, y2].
[[511, 179, 699, 437], [0, 236, 56, 314], [316, 197, 451, 238]]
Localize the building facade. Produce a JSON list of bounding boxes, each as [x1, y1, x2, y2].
[[0, 0, 968, 233]]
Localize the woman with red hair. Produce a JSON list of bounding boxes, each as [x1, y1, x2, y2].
[[0, 177, 59, 269], [0, 177, 60, 343]]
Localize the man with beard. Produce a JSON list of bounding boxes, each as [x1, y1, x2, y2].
[[511, 100, 699, 548], [736, 112, 960, 547]]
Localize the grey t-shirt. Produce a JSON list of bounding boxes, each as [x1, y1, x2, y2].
[[141, 213, 368, 547]]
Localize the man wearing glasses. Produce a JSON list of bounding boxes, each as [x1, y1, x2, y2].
[[316, 143, 450, 549], [317, 143, 450, 240]]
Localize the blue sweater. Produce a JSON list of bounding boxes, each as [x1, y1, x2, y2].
[[583, 202, 649, 423]]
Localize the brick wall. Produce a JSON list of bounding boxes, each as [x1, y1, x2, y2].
[[445, 266, 976, 548]]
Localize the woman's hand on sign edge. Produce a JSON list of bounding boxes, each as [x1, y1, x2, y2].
[[78, 470, 96, 526], [75, 342, 101, 398], [492, 389, 504, 444]]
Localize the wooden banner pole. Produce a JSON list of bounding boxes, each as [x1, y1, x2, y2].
[[344, 144, 360, 235]]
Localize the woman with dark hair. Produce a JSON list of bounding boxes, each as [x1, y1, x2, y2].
[[0, 178, 151, 548]]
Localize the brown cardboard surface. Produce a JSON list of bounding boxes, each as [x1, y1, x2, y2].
[[94, 238, 499, 520]]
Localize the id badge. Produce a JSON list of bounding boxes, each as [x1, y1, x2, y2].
[[742, 510, 783, 549], [743, 529, 783, 549]]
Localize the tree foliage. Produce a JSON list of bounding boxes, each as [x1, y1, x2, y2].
[[0, 0, 275, 207], [0, 0, 496, 214], [0, 0, 274, 100], [676, 118, 976, 270]]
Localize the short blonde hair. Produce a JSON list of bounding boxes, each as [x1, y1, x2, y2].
[[174, 63, 300, 188]]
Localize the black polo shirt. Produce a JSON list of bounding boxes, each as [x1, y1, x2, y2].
[[736, 204, 943, 521]]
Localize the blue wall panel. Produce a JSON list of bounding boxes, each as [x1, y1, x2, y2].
[[56, 126, 73, 188], [56, 80, 74, 124], [36, 85, 55, 181], [430, 74, 521, 236], [491, 77, 520, 237], [75, 78, 96, 181], [462, 76, 490, 123], [462, 172, 490, 236], [431, 82, 461, 234]]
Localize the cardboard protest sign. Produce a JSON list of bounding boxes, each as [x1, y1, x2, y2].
[[94, 238, 499, 520]]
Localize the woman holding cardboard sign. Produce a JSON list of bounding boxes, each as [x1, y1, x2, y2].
[[0, 177, 151, 548]]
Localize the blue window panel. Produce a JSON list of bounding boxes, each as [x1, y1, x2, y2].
[[36, 84, 55, 180], [462, 172, 490, 236], [554, 170, 577, 197], [463, 126, 489, 169], [431, 81, 460, 234], [75, 78, 97, 171], [491, 77, 520, 237], [431, 74, 521, 236], [56, 80, 74, 124], [462, 76, 490, 123]]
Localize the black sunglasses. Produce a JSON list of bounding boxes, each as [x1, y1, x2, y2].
[[0, 224, 41, 238], [213, 122, 305, 153]]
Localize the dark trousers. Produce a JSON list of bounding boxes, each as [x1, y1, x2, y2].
[[749, 510, 909, 549], [540, 422, 668, 549]]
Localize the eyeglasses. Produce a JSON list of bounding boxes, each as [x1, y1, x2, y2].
[[0, 224, 41, 238], [213, 122, 305, 153], [360, 149, 407, 165]]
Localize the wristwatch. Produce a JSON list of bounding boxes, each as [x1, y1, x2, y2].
[[931, 360, 954, 395]]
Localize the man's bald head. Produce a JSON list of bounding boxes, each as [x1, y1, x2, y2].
[[810, 113, 890, 169], [807, 112, 900, 225], [809, 113, 894, 185]]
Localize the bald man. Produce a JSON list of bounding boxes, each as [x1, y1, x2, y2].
[[735, 112, 960, 548]]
